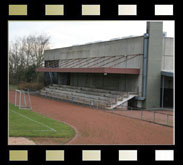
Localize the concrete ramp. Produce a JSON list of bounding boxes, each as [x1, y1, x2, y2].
[[106, 94, 137, 110]]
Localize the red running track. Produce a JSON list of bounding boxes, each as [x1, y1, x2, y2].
[[9, 90, 173, 145]]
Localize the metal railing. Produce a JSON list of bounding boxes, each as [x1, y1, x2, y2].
[[109, 107, 173, 127]]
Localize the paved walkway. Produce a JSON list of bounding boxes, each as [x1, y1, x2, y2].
[[9, 137, 35, 145]]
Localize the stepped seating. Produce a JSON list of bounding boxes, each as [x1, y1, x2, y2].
[[40, 90, 108, 107], [48, 86, 122, 99], [40, 84, 137, 109], [53, 84, 123, 95]]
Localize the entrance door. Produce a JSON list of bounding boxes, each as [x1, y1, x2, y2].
[[160, 88, 173, 108]]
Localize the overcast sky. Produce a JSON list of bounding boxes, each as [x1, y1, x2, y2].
[[9, 21, 174, 49]]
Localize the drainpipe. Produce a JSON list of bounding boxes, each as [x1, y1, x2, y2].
[[136, 33, 149, 101]]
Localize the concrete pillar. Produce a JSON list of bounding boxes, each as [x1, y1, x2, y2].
[[144, 22, 163, 108]]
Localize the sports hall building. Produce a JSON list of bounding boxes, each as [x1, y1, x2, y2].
[[36, 22, 174, 110]]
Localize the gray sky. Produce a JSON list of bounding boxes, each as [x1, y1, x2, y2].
[[9, 21, 174, 49]]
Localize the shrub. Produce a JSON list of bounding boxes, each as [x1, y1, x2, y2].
[[18, 82, 44, 91]]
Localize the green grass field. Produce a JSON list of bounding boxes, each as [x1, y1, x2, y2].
[[9, 104, 75, 139]]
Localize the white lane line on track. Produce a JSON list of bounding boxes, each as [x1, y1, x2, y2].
[[10, 109, 56, 132]]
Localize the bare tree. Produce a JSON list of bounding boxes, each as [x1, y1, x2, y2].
[[9, 34, 50, 84]]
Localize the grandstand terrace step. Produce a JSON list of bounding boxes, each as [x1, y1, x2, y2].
[[44, 87, 116, 102], [52, 84, 124, 95], [40, 90, 108, 108], [48, 85, 123, 99], [40, 85, 136, 109], [42, 88, 112, 103]]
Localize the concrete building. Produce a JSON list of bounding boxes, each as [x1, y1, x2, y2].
[[36, 22, 174, 109]]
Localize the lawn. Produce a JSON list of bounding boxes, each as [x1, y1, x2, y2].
[[9, 104, 75, 139]]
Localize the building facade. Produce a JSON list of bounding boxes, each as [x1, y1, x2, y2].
[[36, 22, 174, 109]]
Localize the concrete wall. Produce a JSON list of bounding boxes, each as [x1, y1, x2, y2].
[[162, 37, 174, 71], [44, 36, 144, 60], [44, 36, 144, 96], [69, 73, 139, 92]]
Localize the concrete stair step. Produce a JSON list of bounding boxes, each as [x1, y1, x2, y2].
[[45, 87, 116, 102], [48, 85, 120, 98], [40, 91, 108, 107]]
